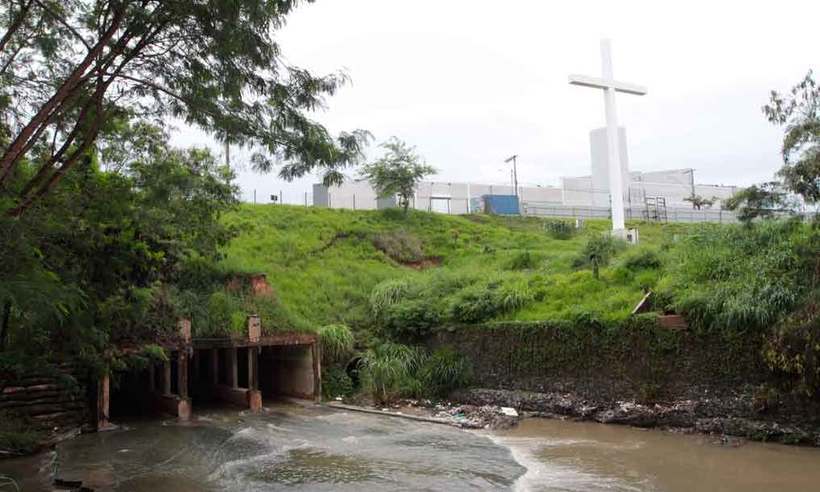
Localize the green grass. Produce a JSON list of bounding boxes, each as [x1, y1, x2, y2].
[[218, 204, 696, 333]]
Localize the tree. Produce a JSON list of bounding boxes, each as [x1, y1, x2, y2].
[[0, 121, 237, 358], [360, 138, 435, 214], [763, 70, 819, 206], [726, 71, 819, 224], [725, 182, 789, 225], [683, 193, 715, 210], [0, 0, 367, 216]]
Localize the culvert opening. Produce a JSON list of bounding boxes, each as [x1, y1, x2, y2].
[[259, 344, 316, 401], [109, 368, 155, 419]]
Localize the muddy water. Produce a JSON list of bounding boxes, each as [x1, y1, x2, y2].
[[492, 418, 820, 491], [4, 405, 820, 491], [33, 404, 522, 491]]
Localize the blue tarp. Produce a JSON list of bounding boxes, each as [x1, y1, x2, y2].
[[482, 194, 520, 215]]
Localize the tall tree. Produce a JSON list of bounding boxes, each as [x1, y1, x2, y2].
[[0, 0, 367, 216], [763, 70, 819, 205], [727, 70, 819, 223], [360, 137, 436, 214]]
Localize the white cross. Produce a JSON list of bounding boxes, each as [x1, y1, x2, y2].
[[569, 39, 647, 232]]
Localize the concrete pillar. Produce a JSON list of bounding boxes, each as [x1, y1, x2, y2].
[[191, 350, 199, 383], [148, 364, 156, 392], [178, 318, 191, 343], [97, 374, 110, 430], [248, 315, 261, 342], [248, 347, 262, 412], [311, 342, 321, 402], [177, 350, 188, 399], [248, 348, 257, 391], [211, 349, 219, 385], [162, 360, 172, 395], [228, 348, 238, 388]]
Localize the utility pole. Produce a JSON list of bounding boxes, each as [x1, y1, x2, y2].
[[689, 168, 696, 198], [224, 138, 230, 167], [504, 154, 518, 198]]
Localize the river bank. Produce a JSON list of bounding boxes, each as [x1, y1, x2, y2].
[[452, 387, 820, 446], [330, 383, 820, 447]]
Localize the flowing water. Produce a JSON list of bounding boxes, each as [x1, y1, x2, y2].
[[3, 403, 820, 491]]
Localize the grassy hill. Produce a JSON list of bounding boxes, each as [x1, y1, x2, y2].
[[217, 204, 697, 334]]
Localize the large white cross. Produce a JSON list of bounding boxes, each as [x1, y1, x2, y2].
[[569, 39, 647, 232]]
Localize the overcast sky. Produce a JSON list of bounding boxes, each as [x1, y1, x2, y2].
[[171, 0, 819, 204]]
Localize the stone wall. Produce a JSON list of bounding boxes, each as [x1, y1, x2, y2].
[[433, 318, 767, 401], [0, 366, 90, 430]]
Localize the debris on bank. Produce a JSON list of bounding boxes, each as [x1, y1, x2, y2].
[[325, 399, 520, 430]]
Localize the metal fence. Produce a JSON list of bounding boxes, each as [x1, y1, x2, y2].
[[521, 201, 741, 223], [242, 190, 745, 224]]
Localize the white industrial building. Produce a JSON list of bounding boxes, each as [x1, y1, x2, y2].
[[312, 127, 742, 223]]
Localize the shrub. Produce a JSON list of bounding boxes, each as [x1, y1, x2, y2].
[[658, 220, 813, 333], [619, 246, 662, 271], [372, 230, 424, 263], [544, 219, 576, 239], [205, 291, 245, 335], [420, 347, 473, 397], [357, 343, 473, 403], [506, 250, 543, 270], [381, 300, 441, 340], [447, 278, 533, 323], [0, 412, 43, 455], [322, 366, 355, 399], [370, 278, 414, 318], [319, 324, 355, 363], [573, 234, 626, 279]]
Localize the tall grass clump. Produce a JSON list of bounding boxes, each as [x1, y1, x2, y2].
[[358, 343, 473, 403], [359, 342, 425, 404], [419, 347, 473, 397], [543, 219, 576, 239], [447, 276, 533, 323], [658, 220, 814, 333], [369, 278, 414, 318], [319, 324, 355, 363]]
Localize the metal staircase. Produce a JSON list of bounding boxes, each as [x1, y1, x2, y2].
[[643, 196, 668, 222]]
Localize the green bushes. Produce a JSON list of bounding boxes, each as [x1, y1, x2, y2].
[[358, 343, 472, 404], [359, 342, 424, 404], [657, 220, 813, 333], [420, 347, 473, 396], [322, 366, 355, 399], [573, 234, 626, 279], [372, 230, 424, 263], [505, 250, 544, 270], [0, 412, 43, 455], [619, 246, 662, 271], [370, 273, 534, 339], [543, 219, 576, 239], [447, 278, 533, 323]]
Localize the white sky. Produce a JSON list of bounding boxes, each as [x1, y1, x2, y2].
[[171, 0, 819, 204]]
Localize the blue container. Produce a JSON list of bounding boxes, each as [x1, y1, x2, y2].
[[482, 194, 520, 215]]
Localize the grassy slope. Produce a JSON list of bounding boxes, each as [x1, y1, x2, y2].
[[219, 204, 699, 331]]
